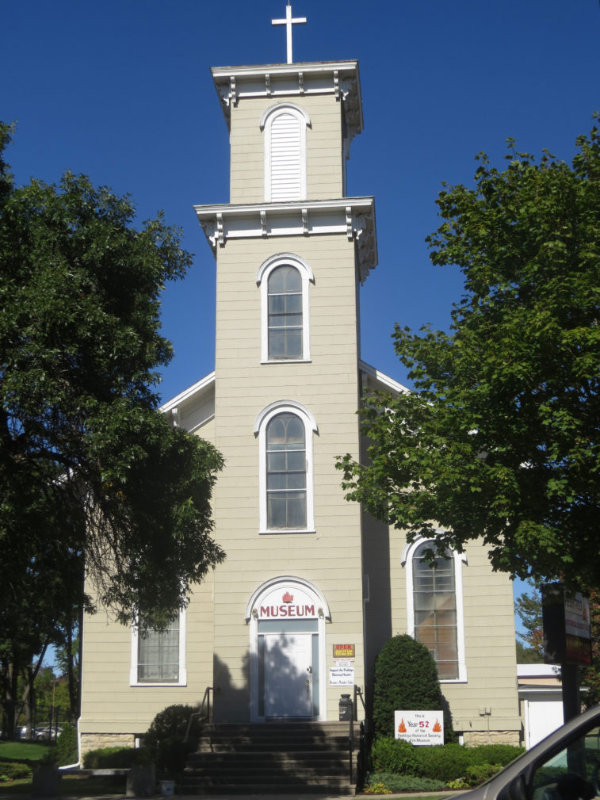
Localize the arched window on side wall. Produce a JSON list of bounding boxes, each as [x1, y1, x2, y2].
[[405, 539, 467, 682]]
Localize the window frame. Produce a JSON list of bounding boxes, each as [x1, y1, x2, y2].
[[260, 103, 310, 202], [130, 608, 187, 687], [255, 401, 317, 534], [404, 538, 467, 683], [257, 254, 313, 363]]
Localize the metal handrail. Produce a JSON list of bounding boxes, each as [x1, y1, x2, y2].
[[353, 685, 368, 789], [183, 686, 213, 744]]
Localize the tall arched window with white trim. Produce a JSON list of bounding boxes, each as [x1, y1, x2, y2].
[[257, 254, 313, 362], [268, 266, 302, 359], [405, 539, 466, 682], [255, 401, 317, 534], [260, 104, 310, 202], [266, 412, 306, 529]]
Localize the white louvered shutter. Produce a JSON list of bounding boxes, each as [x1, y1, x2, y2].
[[270, 112, 302, 201]]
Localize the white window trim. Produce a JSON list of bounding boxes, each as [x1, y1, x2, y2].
[[260, 103, 310, 202], [404, 537, 467, 683], [257, 253, 313, 363], [254, 400, 318, 534], [130, 608, 187, 687]]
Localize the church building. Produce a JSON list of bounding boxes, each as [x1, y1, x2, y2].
[[79, 5, 521, 757]]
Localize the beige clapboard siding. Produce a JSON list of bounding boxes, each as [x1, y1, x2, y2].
[[211, 230, 364, 722], [229, 94, 343, 203], [368, 526, 519, 729], [79, 547, 216, 735], [211, 233, 364, 723]]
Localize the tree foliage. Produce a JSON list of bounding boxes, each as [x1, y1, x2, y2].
[[372, 634, 453, 741], [338, 120, 600, 592], [515, 581, 544, 661], [0, 123, 224, 642]]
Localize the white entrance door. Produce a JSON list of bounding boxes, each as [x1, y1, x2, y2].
[[263, 633, 313, 718]]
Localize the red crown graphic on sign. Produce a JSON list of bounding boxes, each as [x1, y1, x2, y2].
[[282, 592, 294, 603]]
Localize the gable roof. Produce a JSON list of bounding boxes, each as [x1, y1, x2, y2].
[[159, 362, 409, 434]]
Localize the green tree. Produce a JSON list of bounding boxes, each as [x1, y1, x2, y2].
[[372, 634, 454, 741], [338, 120, 600, 593], [515, 581, 545, 662], [0, 124, 224, 733]]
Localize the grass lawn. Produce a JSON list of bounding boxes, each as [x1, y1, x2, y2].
[[0, 741, 51, 762], [0, 774, 127, 797]]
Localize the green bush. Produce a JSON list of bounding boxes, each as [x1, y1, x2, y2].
[[372, 634, 454, 741], [467, 744, 524, 765], [366, 772, 447, 793], [413, 742, 471, 783], [464, 763, 504, 786], [371, 738, 421, 776], [369, 739, 518, 785], [144, 704, 203, 779], [82, 746, 150, 769], [55, 723, 78, 766], [0, 762, 33, 782]]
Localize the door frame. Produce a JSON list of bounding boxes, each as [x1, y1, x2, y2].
[[246, 576, 330, 722]]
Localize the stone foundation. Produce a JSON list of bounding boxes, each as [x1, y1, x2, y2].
[[80, 732, 135, 757], [462, 729, 521, 747]]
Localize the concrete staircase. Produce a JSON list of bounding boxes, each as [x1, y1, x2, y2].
[[183, 721, 360, 795]]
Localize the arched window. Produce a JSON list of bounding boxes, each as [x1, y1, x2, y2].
[[266, 412, 306, 528], [268, 265, 302, 359], [255, 401, 317, 533], [257, 254, 313, 362], [405, 539, 466, 682], [260, 103, 310, 202]]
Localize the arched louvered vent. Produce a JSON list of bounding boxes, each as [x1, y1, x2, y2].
[[270, 112, 302, 200], [262, 104, 309, 202]]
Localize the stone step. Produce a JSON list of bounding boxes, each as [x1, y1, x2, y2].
[[187, 751, 349, 764], [183, 721, 359, 796], [183, 777, 353, 795]]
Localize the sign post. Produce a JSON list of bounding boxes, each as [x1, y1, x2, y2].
[[542, 583, 592, 722]]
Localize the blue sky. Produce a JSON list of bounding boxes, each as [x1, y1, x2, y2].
[[3, 0, 599, 614]]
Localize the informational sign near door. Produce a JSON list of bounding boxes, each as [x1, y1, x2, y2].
[[394, 710, 444, 745], [329, 643, 355, 685]]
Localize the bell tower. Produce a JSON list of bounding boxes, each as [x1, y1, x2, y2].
[[195, 6, 376, 722]]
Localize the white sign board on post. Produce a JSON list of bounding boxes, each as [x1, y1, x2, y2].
[[394, 710, 444, 746]]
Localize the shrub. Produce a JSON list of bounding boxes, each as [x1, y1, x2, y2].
[[372, 634, 455, 741], [366, 772, 447, 793], [363, 780, 393, 794], [371, 737, 421, 776], [144, 704, 203, 779], [369, 739, 518, 786], [413, 742, 471, 783], [55, 723, 78, 766], [0, 762, 33, 782], [82, 746, 149, 769], [464, 763, 504, 786], [467, 744, 524, 766]]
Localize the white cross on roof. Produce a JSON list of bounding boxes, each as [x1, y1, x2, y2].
[[272, 3, 307, 64]]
